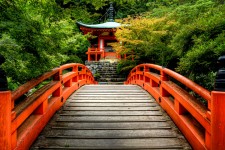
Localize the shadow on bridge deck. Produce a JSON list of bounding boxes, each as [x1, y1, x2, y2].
[[31, 85, 191, 149]]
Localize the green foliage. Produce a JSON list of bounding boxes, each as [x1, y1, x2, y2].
[[117, 60, 137, 77], [115, 17, 178, 68], [0, 0, 152, 90], [0, 0, 160, 89], [7, 77, 19, 91], [114, 0, 225, 90], [93, 72, 101, 80], [61, 34, 90, 63], [173, 1, 225, 90], [0, 0, 90, 90]]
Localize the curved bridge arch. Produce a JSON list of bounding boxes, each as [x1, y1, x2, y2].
[[0, 63, 225, 150], [0, 63, 97, 150], [125, 63, 225, 150]]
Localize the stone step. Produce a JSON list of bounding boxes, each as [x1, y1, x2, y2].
[[99, 78, 126, 82], [85, 61, 123, 83], [98, 82, 124, 85], [86, 63, 118, 66], [99, 74, 120, 77], [98, 70, 117, 73], [97, 73, 118, 75], [98, 71, 117, 74]]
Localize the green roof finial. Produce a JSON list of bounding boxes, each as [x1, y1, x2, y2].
[[108, 2, 114, 22]]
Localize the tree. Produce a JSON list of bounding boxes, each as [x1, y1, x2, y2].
[[0, 0, 89, 89], [114, 0, 225, 90]]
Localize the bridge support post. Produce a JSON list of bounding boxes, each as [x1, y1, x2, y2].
[[160, 70, 169, 97], [0, 91, 12, 150], [211, 55, 225, 149], [211, 91, 225, 150]]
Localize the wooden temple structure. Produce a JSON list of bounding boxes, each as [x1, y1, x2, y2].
[[77, 3, 121, 61]]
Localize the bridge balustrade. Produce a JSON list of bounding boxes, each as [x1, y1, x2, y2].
[[125, 64, 225, 150], [0, 63, 96, 150]]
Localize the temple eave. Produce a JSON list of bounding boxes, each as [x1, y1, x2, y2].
[[76, 21, 121, 29], [80, 27, 116, 32]]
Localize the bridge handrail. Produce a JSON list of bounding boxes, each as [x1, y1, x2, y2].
[[127, 64, 211, 102], [0, 63, 96, 150], [11, 68, 59, 102], [125, 63, 225, 150], [163, 68, 211, 102]]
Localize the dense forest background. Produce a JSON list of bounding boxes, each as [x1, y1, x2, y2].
[[0, 0, 225, 90]]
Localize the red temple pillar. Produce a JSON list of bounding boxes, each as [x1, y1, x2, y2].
[[87, 48, 91, 61], [102, 50, 105, 60], [99, 38, 104, 60]]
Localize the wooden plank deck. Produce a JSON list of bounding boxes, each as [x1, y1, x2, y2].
[[31, 85, 191, 149]]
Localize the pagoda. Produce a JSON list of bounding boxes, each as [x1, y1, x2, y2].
[[77, 3, 121, 61]]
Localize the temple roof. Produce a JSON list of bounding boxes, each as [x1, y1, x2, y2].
[[76, 21, 121, 29]]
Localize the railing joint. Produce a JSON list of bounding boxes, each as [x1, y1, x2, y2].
[[158, 97, 161, 103]]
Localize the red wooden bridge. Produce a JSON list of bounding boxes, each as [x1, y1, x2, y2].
[[0, 63, 225, 149]]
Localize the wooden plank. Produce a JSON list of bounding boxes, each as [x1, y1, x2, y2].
[[72, 93, 149, 98], [68, 100, 152, 103], [32, 138, 184, 148], [59, 110, 162, 116], [63, 106, 160, 111], [31, 85, 191, 149], [45, 129, 177, 138], [50, 122, 171, 130], [56, 116, 167, 122], [31, 146, 185, 150], [64, 103, 158, 107], [80, 85, 140, 90], [76, 90, 145, 93], [70, 97, 152, 100], [76, 93, 146, 95]]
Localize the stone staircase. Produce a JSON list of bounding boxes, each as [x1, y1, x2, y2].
[[85, 61, 126, 84]]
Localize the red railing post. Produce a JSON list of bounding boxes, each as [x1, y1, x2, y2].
[[211, 91, 225, 150], [160, 69, 169, 97], [102, 49, 105, 59], [0, 91, 12, 150], [211, 56, 225, 150], [34, 98, 48, 115], [144, 65, 148, 82], [53, 71, 62, 97], [160, 68, 168, 81]]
